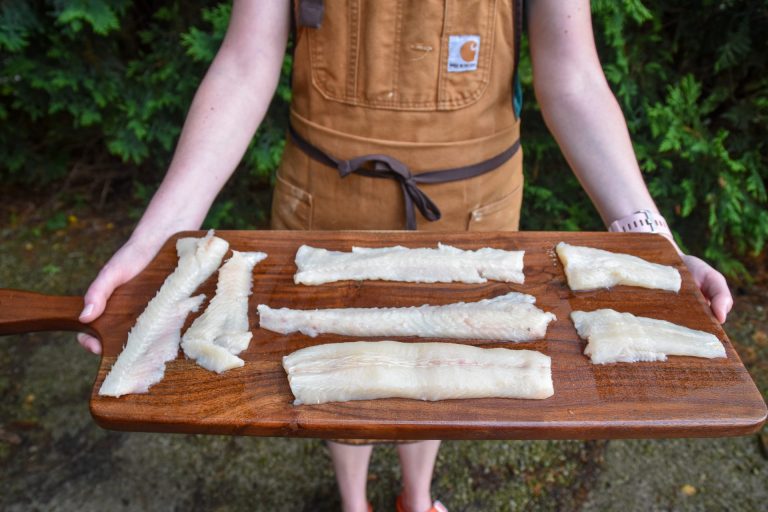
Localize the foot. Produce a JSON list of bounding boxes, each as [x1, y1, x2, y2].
[[396, 494, 448, 512]]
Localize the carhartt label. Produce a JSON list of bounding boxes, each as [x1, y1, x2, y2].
[[448, 35, 480, 72]]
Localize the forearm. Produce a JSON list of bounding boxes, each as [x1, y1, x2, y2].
[[131, 64, 277, 247], [526, 0, 732, 322], [528, 0, 663, 229], [536, 77, 661, 227], [130, 0, 290, 249]]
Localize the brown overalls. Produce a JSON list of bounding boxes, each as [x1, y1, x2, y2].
[[271, 0, 524, 232]]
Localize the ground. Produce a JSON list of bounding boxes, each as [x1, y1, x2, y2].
[[1, 190, 765, 511]]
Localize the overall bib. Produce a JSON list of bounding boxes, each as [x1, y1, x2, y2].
[[271, 0, 524, 232]]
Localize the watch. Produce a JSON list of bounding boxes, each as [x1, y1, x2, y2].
[[608, 209, 672, 236]]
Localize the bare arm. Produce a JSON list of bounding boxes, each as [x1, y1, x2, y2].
[[132, 0, 291, 248], [78, 0, 291, 351], [527, 0, 732, 322]]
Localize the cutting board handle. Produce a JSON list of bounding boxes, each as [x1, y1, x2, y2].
[[0, 289, 100, 339]]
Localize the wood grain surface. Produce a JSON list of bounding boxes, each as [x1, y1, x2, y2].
[[4, 230, 765, 439]]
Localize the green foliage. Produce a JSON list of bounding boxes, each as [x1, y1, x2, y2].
[[521, 0, 768, 277], [0, 0, 289, 207], [1, 1, 766, 276]]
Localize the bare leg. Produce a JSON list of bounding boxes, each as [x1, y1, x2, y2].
[[327, 441, 374, 512], [397, 440, 441, 512]]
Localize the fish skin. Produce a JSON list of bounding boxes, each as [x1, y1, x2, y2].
[[258, 292, 555, 342], [556, 242, 681, 292], [571, 309, 726, 364], [283, 340, 554, 405], [293, 243, 525, 285], [181, 250, 266, 374], [99, 231, 230, 397]]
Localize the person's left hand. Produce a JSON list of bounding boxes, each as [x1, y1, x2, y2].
[[682, 254, 733, 324]]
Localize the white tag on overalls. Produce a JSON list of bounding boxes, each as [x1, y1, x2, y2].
[[447, 35, 480, 72]]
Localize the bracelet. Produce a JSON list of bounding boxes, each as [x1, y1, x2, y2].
[[608, 209, 672, 237]]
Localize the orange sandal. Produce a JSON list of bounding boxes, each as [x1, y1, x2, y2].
[[395, 495, 448, 512]]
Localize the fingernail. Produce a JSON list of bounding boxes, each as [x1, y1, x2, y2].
[[80, 303, 94, 320]]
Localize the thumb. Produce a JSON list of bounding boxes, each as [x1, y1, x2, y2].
[[79, 263, 126, 323]]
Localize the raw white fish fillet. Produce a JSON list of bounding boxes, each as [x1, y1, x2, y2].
[[283, 340, 554, 405], [293, 243, 525, 285], [556, 242, 681, 292], [571, 309, 726, 364], [258, 292, 555, 342], [182, 250, 267, 373], [99, 231, 230, 397]]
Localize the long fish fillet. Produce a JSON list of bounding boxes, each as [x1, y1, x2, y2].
[[283, 340, 554, 404], [294, 243, 525, 285], [181, 250, 267, 373], [571, 309, 726, 364], [99, 231, 230, 397], [258, 292, 555, 342], [556, 242, 681, 292]]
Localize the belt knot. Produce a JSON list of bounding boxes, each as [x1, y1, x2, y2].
[[337, 154, 438, 230]]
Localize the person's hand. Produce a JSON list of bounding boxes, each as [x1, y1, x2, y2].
[[76, 239, 159, 354], [682, 254, 733, 324]]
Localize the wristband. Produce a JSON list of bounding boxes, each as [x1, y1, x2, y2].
[[608, 209, 672, 237]]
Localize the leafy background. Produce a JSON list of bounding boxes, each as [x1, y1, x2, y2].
[[1, 0, 766, 275]]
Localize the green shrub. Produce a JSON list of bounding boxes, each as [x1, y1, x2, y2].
[[1, 1, 765, 274], [0, 1, 289, 190]]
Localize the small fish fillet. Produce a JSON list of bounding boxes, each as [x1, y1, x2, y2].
[[258, 292, 555, 342], [99, 231, 230, 397], [283, 340, 554, 405], [556, 242, 681, 292], [182, 250, 267, 373], [571, 309, 726, 364], [293, 243, 525, 285]]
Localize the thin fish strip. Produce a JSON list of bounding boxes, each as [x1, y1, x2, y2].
[[293, 243, 525, 285], [571, 309, 726, 364], [556, 242, 681, 292], [182, 250, 267, 373], [258, 292, 555, 342], [283, 340, 554, 405], [99, 231, 230, 397]]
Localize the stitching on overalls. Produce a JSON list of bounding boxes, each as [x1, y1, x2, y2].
[[391, 0, 404, 102], [347, 0, 360, 100], [438, 0, 450, 106]]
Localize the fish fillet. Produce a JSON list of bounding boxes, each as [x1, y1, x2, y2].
[[293, 243, 525, 285], [556, 242, 681, 292], [182, 250, 267, 373], [99, 231, 230, 397], [571, 309, 726, 364], [283, 340, 554, 405], [258, 292, 555, 342]]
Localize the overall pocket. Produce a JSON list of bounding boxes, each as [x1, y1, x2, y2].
[[270, 143, 314, 230], [308, 0, 497, 111]]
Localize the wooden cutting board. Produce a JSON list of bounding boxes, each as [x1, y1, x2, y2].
[[1, 231, 765, 440]]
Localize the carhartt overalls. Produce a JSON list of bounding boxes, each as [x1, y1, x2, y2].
[[271, 0, 524, 232]]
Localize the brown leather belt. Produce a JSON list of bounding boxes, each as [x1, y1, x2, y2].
[[288, 124, 521, 230]]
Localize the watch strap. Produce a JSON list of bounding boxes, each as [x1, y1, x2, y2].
[[608, 209, 671, 236]]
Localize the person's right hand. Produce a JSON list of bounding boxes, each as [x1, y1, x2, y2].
[[76, 239, 159, 354]]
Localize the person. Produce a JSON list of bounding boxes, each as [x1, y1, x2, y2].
[[76, 2, 734, 511]]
